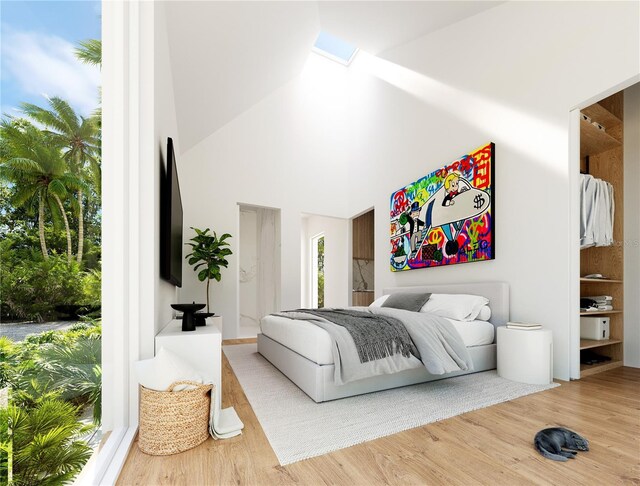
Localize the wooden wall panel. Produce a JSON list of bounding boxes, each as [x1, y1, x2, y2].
[[352, 210, 374, 260], [352, 291, 375, 307]]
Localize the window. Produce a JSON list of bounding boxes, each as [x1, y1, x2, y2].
[[311, 234, 325, 308], [312, 31, 358, 66], [0, 2, 102, 483]]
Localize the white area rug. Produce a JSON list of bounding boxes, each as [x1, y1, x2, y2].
[[224, 344, 558, 465]]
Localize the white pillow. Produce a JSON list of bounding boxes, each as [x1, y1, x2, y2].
[[477, 305, 492, 321], [369, 294, 390, 308], [133, 347, 204, 391], [420, 293, 489, 321]]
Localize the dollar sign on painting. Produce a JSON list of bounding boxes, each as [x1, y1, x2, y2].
[[473, 194, 485, 209]]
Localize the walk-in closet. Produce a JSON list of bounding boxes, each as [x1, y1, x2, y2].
[[578, 85, 639, 377]]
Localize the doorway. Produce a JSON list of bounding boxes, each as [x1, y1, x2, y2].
[[352, 209, 375, 306], [301, 213, 350, 308], [238, 204, 281, 338]]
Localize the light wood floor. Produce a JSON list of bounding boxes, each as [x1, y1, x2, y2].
[[117, 342, 640, 485]]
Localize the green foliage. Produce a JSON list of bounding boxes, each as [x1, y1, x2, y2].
[[0, 394, 10, 486], [1, 233, 100, 320], [186, 227, 232, 312], [0, 119, 89, 261], [0, 338, 19, 389], [318, 274, 325, 309], [81, 269, 102, 307], [0, 255, 84, 322], [1, 95, 102, 322], [0, 39, 103, 486], [317, 237, 324, 308], [1, 323, 102, 484], [7, 397, 93, 486], [2, 323, 102, 413], [75, 39, 102, 68], [186, 227, 232, 282], [19, 97, 100, 194], [39, 334, 102, 423]]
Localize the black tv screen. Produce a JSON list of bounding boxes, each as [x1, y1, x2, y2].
[[160, 137, 183, 287]]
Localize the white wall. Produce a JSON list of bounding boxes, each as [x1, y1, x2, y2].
[[624, 82, 640, 368], [176, 2, 639, 377], [177, 53, 352, 338], [154, 2, 179, 338], [349, 1, 639, 380], [301, 215, 350, 309]]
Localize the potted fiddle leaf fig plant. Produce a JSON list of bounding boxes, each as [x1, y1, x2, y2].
[[186, 227, 232, 313]]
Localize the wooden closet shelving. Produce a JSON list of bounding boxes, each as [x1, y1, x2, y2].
[[578, 92, 624, 377], [580, 118, 621, 156], [580, 338, 622, 350], [580, 360, 623, 378], [581, 102, 622, 130]]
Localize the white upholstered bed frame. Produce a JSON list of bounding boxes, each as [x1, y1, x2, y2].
[[257, 282, 509, 403]]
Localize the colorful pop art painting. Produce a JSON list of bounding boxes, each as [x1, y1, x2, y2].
[[390, 142, 495, 272]]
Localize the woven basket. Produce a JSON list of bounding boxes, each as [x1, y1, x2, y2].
[[138, 380, 212, 456]]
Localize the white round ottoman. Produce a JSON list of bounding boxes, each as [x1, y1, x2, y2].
[[497, 326, 553, 385]]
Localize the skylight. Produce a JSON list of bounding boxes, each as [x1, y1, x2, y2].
[[312, 31, 358, 66]]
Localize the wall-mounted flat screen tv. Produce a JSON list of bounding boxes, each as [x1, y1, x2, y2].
[[160, 137, 183, 287]]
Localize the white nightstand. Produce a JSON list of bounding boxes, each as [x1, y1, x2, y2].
[[155, 316, 222, 410], [497, 326, 553, 385]]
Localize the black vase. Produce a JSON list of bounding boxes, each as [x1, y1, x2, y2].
[[171, 303, 205, 332]]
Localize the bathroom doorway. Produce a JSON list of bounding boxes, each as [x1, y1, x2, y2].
[[238, 204, 281, 338]]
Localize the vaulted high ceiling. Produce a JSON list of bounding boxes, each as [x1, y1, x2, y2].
[[164, 1, 502, 153]]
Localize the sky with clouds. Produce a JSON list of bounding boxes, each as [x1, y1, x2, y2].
[[1, 0, 101, 118]]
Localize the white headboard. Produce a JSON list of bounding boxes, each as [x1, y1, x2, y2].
[[382, 281, 509, 328]]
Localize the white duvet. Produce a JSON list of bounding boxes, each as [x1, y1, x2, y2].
[[260, 312, 494, 366]]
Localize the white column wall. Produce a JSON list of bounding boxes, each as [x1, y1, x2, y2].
[[100, 0, 180, 461], [154, 1, 180, 336], [100, 0, 178, 481]]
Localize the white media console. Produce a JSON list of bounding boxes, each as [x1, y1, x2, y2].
[[155, 316, 222, 411]]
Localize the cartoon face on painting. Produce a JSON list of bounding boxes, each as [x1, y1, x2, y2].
[[390, 143, 495, 271]]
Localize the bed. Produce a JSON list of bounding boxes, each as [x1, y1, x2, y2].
[[257, 282, 509, 402]]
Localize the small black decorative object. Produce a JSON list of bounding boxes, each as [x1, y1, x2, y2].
[[171, 302, 205, 332], [193, 312, 215, 326]]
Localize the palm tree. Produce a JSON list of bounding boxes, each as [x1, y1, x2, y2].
[[75, 39, 102, 126], [39, 334, 102, 424], [5, 397, 93, 485], [20, 98, 100, 264], [0, 121, 86, 261], [75, 39, 101, 67]]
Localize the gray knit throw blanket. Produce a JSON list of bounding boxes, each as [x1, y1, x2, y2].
[[285, 308, 418, 363]]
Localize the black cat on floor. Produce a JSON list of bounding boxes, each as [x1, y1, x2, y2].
[[534, 427, 589, 462]]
